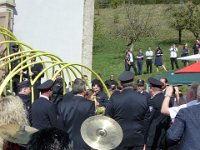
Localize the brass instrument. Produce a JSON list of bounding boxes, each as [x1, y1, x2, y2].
[[93, 97, 106, 115]]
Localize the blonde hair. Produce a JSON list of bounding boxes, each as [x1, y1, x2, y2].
[[0, 96, 29, 149]]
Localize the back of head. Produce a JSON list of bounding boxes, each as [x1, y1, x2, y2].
[[28, 128, 69, 150], [119, 71, 134, 88], [0, 96, 28, 150], [0, 96, 28, 126], [72, 78, 86, 95], [188, 82, 200, 101]]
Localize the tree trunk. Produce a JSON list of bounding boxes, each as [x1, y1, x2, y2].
[[179, 29, 182, 44]]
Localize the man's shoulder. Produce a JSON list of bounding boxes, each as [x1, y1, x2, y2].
[[120, 88, 146, 100], [183, 103, 200, 112], [154, 92, 164, 99]]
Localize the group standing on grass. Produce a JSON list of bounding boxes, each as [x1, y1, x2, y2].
[[124, 40, 200, 75]]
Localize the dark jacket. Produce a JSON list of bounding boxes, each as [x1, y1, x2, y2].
[[96, 90, 108, 107], [167, 104, 200, 150], [58, 95, 95, 150], [17, 93, 32, 123], [31, 97, 57, 130], [52, 77, 65, 105], [145, 92, 171, 149], [30, 63, 44, 80], [105, 88, 149, 148]]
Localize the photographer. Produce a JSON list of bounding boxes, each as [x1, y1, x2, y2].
[[161, 83, 199, 121]]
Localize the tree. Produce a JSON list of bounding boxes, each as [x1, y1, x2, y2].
[[166, 4, 188, 43], [167, 2, 200, 41], [113, 4, 157, 46], [185, 2, 200, 39]]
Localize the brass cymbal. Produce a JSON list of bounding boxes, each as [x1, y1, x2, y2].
[[81, 115, 123, 150], [0, 124, 38, 145]]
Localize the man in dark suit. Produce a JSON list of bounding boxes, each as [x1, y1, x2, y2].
[[125, 48, 137, 75], [166, 85, 200, 150], [17, 80, 32, 124], [31, 79, 57, 130], [29, 57, 44, 99], [58, 78, 95, 150], [105, 71, 149, 150], [167, 104, 200, 150], [145, 78, 171, 150]]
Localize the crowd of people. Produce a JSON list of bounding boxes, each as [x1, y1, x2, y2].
[[1, 67, 200, 150], [1, 42, 200, 150], [124, 40, 200, 75]]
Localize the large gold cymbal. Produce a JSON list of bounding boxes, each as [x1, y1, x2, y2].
[[81, 115, 123, 150], [0, 124, 38, 145]]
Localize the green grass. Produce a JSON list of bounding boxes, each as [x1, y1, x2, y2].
[[92, 4, 196, 85]]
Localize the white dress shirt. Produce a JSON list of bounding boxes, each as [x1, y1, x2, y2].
[[145, 50, 153, 59], [170, 47, 178, 58]]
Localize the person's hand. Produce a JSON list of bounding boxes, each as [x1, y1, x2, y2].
[[29, 71, 34, 76], [95, 101, 100, 107], [166, 85, 173, 97], [143, 144, 146, 150]]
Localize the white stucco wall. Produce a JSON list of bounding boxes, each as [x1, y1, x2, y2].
[[13, 0, 84, 64]]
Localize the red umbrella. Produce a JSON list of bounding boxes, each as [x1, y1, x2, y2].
[[175, 62, 200, 74]]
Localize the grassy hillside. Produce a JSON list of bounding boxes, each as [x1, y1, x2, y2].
[[92, 4, 196, 83]]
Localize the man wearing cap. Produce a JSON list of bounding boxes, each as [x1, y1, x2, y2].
[[58, 78, 95, 150], [17, 80, 32, 123], [31, 79, 57, 130], [136, 79, 150, 100], [105, 71, 149, 150], [144, 78, 171, 150]]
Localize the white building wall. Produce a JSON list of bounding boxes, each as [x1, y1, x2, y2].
[[14, 0, 84, 64]]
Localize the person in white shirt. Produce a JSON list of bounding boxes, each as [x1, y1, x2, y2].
[[169, 44, 179, 70], [161, 83, 199, 121], [145, 47, 153, 74]]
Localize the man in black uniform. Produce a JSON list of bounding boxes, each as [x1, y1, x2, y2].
[[136, 79, 151, 100], [17, 80, 32, 124], [29, 57, 44, 99], [31, 79, 57, 130], [58, 78, 95, 150], [105, 71, 149, 150], [52, 71, 65, 105], [11, 44, 21, 94], [144, 78, 171, 150]]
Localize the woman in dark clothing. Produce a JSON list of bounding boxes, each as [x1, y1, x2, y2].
[[181, 44, 189, 67], [154, 46, 167, 72]]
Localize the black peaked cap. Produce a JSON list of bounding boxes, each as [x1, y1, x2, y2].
[[18, 80, 31, 89], [37, 80, 54, 91], [119, 71, 134, 83], [148, 77, 163, 89]]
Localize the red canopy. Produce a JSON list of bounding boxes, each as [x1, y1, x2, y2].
[[175, 62, 200, 74]]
